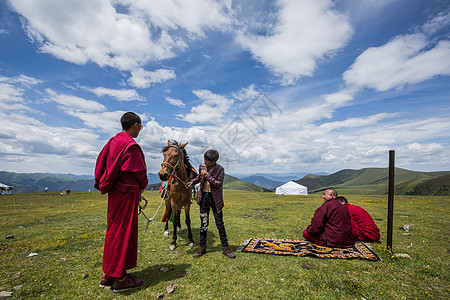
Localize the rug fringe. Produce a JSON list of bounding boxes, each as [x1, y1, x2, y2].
[[236, 239, 252, 252]]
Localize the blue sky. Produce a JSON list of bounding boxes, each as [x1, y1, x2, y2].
[[1, 0, 449, 176]]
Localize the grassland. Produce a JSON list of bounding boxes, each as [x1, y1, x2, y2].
[[0, 191, 449, 299]]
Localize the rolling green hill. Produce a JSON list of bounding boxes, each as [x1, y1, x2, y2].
[[405, 174, 450, 196], [223, 174, 267, 192], [297, 168, 450, 195]]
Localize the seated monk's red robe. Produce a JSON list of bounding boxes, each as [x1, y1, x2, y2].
[[345, 203, 380, 242], [94, 132, 148, 278], [303, 198, 355, 248]]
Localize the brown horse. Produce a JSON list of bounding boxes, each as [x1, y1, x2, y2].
[[158, 140, 196, 250]]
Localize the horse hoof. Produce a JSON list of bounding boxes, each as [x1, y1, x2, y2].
[[164, 231, 169, 236], [169, 244, 176, 251], [177, 227, 183, 233], [189, 242, 196, 248]]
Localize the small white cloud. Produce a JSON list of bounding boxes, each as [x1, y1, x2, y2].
[[128, 68, 176, 88], [323, 91, 354, 106], [46, 89, 106, 112], [165, 96, 185, 108], [89, 87, 145, 102], [180, 89, 234, 124], [319, 113, 397, 131], [232, 84, 261, 101]]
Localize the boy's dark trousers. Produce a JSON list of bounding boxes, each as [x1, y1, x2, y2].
[[199, 192, 228, 247]]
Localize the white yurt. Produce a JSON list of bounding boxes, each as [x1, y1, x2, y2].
[[275, 181, 307, 195]]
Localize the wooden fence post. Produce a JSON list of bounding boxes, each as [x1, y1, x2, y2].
[[387, 150, 395, 251]]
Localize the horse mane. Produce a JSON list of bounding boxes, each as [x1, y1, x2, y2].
[[161, 140, 194, 178]]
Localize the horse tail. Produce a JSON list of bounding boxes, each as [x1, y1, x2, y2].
[[160, 206, 173, 223]]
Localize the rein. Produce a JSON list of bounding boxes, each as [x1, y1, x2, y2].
[[139, 194, 165, 234]]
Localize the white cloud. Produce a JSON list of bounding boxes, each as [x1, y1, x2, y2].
[[8, 0, 185, 70], [323, 90, 354, 106], [180, 90, 234, 124], [344, 35, 450, 91], [344, 12, 450, 92], [407, 142, 443, 153], [0, 74, 43, 114], [319, 113, 397, 131], [165, 97, 185, 108], [89, 87, 145, 102], [0, 108, 103, 174], [120, 0, 232, 37], [8, 0, 232, 74], [64, 110, 126, 134], [421, 11, 450, 35], [236, 0, 353, 85], [232, 84, 261, 101], [128, 68, 176, 88], [46, 89, 106, 112]]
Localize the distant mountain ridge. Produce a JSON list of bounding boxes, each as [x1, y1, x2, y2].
[[0, 171, 94, 193], [2, 168, 449, 195], [0, 171, 266, 193], [239, 175, 284, 190], [296, 168, 450, 195]]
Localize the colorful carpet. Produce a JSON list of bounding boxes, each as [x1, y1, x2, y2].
[[238, 238, 382, 261]]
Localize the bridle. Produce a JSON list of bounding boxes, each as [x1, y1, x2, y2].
[[161, 145, 189, 189]]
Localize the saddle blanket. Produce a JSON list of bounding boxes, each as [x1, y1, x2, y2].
[[238, 238, 381, 261]]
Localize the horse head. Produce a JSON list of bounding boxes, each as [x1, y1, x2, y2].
[[159, 140, 188, 181]]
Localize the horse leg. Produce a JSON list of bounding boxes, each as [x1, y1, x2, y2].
[[163, 202, 171, 237], [164, 220, 170, 236], [176, 207, 183, 233], [185, 203, 195, 248], [169, 202, 178, 251]]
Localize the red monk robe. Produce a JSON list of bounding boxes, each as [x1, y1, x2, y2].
[[345, 203, 380, 242], [303, 198, 355, 248], [94, 131, 148, 278]]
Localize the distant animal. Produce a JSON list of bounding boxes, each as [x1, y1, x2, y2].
[[159, 140, 196, 250]]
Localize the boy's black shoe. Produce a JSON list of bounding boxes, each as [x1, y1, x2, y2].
[[222, 246, 236, 258], [193, 246, 206, 258]]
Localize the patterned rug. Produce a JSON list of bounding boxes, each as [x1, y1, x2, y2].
[[238, 238, 382, 261]]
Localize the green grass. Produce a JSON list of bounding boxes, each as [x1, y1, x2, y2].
[[1, 191, 449, 299]]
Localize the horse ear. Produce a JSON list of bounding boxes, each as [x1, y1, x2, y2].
[[167, 140, 171, 146], [180, 142, 188, 149]]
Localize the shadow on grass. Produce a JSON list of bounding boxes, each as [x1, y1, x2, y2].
[[117, 263, 191, 295]]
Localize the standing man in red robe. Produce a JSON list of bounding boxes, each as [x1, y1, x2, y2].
[[337, 196, 380, 242], [94, 112, 148, 292], [303, 189, 355, 248]]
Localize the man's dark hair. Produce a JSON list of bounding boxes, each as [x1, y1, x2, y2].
[[121, 112, 141, 130], [337, 196, 348, 204], [204, 149, 219, 163]]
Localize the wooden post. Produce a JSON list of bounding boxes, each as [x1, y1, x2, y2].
[[387, 150, 395, 251]]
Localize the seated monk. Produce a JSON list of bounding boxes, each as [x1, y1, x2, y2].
[[303, 189, 355, 248], [337, 196, 380, 242]]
